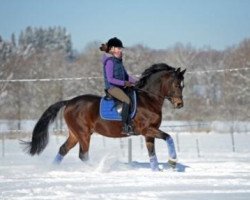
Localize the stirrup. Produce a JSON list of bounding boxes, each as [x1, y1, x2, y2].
[[122, 124, 134, 135]]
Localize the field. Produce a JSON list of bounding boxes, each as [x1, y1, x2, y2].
[[1, 130, 250, 200]]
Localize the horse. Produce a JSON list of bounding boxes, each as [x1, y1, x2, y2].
[[24, 63, 186, 171]]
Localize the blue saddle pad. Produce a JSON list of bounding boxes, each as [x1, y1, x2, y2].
[[100, 91, 137, 121]]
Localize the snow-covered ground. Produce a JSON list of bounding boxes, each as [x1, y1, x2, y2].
[[1, 131, 250, 200]]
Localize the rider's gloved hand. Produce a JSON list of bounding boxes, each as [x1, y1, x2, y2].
[[124, 81, 133, 88]]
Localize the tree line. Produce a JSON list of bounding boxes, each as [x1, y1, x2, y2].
[[0, 27, 249, 122]]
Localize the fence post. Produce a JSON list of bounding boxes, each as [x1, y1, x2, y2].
[[128, 138, 132, 163], [230, 126, 235, 152], [176, 133, 180, 152], [119, 138, 125, 157], [140, 136, 144, 154], [196, 138, 200, 157], [1, 133, 5, 157]]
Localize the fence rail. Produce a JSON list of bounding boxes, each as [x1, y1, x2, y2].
[[1, 67, 250, 83]]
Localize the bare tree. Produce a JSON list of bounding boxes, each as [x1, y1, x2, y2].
[[222, 39, 250, 121]]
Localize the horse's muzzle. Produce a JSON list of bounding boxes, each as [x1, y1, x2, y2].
[[172, 97, 183, 109], [175, 102, 183, 109]]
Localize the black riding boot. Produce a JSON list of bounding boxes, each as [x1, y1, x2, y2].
[[121, 103, 134, 135]]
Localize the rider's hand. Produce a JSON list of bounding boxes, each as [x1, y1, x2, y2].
[[124, 81, 132, 87]]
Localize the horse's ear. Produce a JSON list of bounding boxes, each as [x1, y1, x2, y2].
[[181, 69, 186, 75], [176, 68, 181, 73]]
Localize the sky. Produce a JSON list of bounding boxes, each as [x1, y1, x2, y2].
[[1, 0, 250, 51]]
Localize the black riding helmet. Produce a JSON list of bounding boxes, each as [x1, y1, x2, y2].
[[107, 37, 124, 49]]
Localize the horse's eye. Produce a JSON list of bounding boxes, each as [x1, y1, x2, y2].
[[173, 83, 179, 88]]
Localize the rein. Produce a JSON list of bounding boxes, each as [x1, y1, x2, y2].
[[133, 87, 171, 101]]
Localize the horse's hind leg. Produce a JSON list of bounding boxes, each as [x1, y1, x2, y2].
[[53, 131, 78, 164]]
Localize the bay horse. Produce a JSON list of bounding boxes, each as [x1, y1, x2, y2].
[[24, 63, 186, 171]]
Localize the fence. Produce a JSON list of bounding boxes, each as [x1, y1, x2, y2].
[[1, 67, 250, 160], [1, 129, 250, 162], [1, 121, 250, 159]]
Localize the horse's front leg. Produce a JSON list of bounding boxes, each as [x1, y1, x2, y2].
[[145, 137, 160, 171], [146, 128, 177, 168]]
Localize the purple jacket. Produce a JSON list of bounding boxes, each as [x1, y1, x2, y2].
[[102, 54, 137, 89]]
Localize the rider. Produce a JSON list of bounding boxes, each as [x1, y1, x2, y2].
[[100, 37, 137, 135]]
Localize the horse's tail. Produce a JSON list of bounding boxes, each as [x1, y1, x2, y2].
[[24, 100, 68, 156]]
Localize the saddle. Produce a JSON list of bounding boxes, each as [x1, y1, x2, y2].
[[100, 88, 137, 121]]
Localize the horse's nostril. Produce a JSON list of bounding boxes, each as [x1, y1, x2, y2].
[[177, 102, 183, 108]]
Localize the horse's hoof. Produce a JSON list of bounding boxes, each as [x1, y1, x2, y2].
[[53, 153, 64, 165], [168, 159, 177, 169]]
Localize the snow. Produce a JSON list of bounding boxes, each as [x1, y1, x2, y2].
[[1, 131, 250, 200]]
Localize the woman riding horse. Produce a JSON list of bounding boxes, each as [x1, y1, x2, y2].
[[24, 62, 186, 171], [100, 37, 137, 135]]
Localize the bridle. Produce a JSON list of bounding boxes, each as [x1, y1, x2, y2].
[[133, 87, 172, 100], [133, 77, 184, 101], [133, 86, 182, 101]]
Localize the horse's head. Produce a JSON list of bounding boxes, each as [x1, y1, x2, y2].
[[162, 67, 186, 109], [136, 63, 186, 109]]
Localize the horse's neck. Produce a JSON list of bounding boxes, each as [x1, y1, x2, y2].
[[138, 70, 171, 111], [139, 84, 165, 111]]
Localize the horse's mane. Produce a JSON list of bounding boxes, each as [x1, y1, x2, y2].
[[136, 63, 175, 88]]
